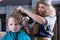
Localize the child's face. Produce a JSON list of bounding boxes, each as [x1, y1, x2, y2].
[[8, 17, 22, 32]]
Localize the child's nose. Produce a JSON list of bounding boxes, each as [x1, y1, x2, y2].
[[13, 25, 16, 27]]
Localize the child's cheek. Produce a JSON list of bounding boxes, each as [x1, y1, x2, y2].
[[18, 25, 22, 29]]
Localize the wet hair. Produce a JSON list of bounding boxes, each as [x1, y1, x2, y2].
[[8, 9, 24, 25]]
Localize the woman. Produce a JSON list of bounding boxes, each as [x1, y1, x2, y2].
[[15, 1, 56, 40]]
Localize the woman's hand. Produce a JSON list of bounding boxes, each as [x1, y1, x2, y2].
[[22, 17, 29, 26], [16, 6, 25, 13]]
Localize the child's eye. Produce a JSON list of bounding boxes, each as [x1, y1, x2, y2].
[[41, 6, 45, 9], [10, 24, 12, 26], [15, 24, 18, 26]]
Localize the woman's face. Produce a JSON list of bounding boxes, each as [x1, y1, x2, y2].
[[38, 3, 47, 15], [8, 17, 22, 32]]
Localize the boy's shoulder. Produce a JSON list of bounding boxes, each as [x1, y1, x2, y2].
[[1, 33, 7, 40], [1, 31, 11, 40]]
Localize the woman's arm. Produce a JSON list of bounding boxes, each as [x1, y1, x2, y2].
[[16, 6, 46, 24]]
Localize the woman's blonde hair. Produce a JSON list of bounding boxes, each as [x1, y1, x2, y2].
[[33, 2, 56, 17]]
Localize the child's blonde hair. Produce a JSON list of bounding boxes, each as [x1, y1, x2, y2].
[[8, 9, 23, 25]]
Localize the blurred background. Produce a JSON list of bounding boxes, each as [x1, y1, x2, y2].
[[0, 0, 60, 40]]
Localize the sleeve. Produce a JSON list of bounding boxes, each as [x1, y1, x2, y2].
[[44, 14, 56, 31]]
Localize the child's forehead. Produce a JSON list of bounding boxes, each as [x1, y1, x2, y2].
[[8, 17, 17, 22]]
